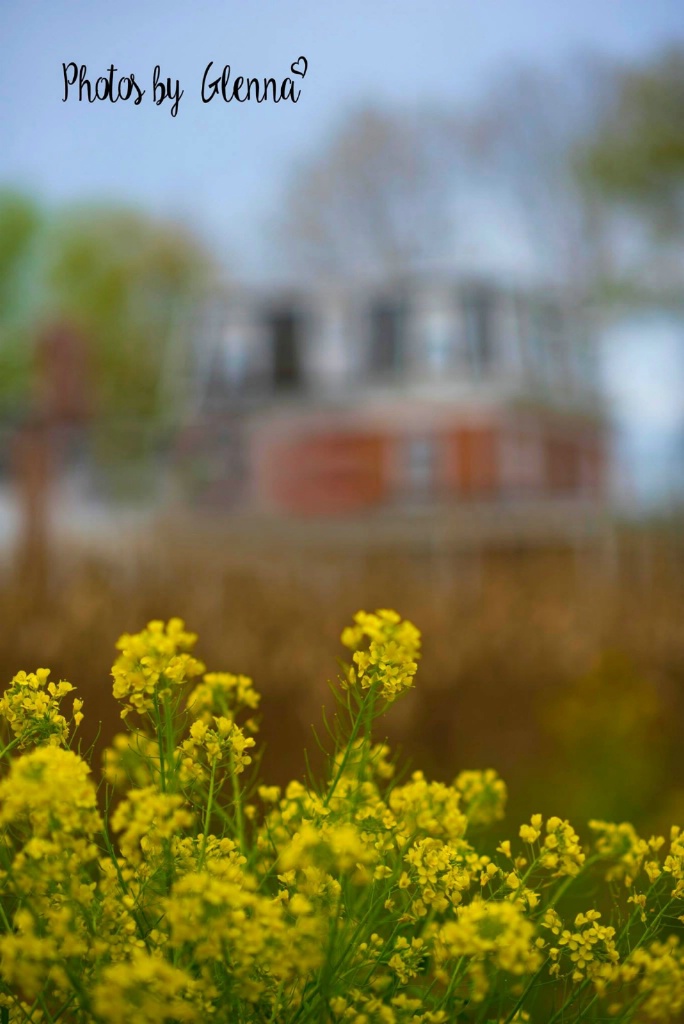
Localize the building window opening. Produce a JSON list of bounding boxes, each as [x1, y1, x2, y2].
[[369, 300, 404, 377], [463, 289, 495, 376], [526, 303, 559, 389], [267, 308, 304, 391]]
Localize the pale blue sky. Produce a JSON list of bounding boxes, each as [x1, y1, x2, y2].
[[2, 0, 683, 502], [2, 0, 684, 264]]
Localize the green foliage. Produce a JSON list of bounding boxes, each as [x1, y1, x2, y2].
[[0, 194, 43, 416], [0, 194, 213, 424], [42, 206, 210, 420], [0, 192, 41, 323], [581, 48, 684, 233]]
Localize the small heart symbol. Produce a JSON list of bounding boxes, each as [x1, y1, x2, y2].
[[291, 56, 308, 78]]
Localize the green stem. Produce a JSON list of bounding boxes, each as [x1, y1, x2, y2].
[[634, 896, 675, 951], [291, 887, 394, 1024], [37, 994, 56, 1024], [0, 736, 22, 761], [163, 696, 177, 791], [503, 958, 549, 1023], [152, 693, 166, 793], [231, 758, 246, 855], [546, 978, 591, 1024], [547, 855, 601, 910], [436, 956, 469, 1013], [324, 684, 378, 808], [51, 994, 77, 1023], [198, 757, 218, 868], [0, 898, 12, 932]]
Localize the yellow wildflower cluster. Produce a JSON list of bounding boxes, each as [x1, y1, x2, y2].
[[102, 729, 159, 789], [0, 610, 682, 1023], [390, 771, 468, 843], [0, 668, 82, 749], [279, 820, 376, 877], [186, 670, 260, 723], [166, 858, 323, 1002], [539, 815, 586, 876], [590, 818, 658, 883], [341, 608, 421, 702], [330, 989, 447, 1024], [665, 826, 684, 899], [0, 904, 90, 1000], [401, 838, 472, 915], [544, 908, 619, 982], [434, 899, 542, 1001], [616, 938, 684, 1021], [112, 618, 205, 718], [454, 768, 507, 828], [0, 744, 101, 839], [90, 950, 201, 1024], [179, 716, 256, 778], [110, 786, 194, 866]]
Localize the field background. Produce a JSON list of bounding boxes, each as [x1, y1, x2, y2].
[[2, 522, 682, 838]]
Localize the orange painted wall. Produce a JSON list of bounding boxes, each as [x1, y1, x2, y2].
[[445, 426, 500, 498], [263, 432, 387, 515], [257, 417, 608, 514]]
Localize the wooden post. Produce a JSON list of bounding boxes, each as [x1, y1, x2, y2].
[[12, 417, 53, 594], [12, 321, 93, 589]]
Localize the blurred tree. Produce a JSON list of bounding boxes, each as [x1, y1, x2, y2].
[[42, 205, 212, 425], [0, 192, 41, 320], [582, 48, 684, 236], [580, 49, 684, 509], [278, 106, 465, 276], [466, 59, 616, 294], [0, 199, 213, 424], [577, 47, 684, 311], [278, 75, 618, 291], [0, 193, 43, 416]]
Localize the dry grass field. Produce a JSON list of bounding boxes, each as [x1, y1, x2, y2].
[[1, 519, 682, 834]]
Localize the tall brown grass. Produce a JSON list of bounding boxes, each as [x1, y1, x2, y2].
[[1, 520, 682, 834]]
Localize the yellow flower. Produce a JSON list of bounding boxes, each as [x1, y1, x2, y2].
[[258, 784, 281, 803], [0, 906, 87, 998], [455, 769, 507, 827], [539, 816, 585, 877], [617, 938, 684, 1020], [390, 772, 467, 844], [280, 821, 376, 876], [543, 908, 619, 983], [112, 618, 205, 719], [403, 837, 472, 913], [90, 950, 200, 1023], [179, 716, 256, 779], [340, 609, 421, 703], [589, 819, 650, 885], [165, 860, 323, 999], [111, 786, 193, 865], [186, 671, 260, 723], [519, 814, 542, 845], [0, 668, 81, 748], [436, 899, 541, 1000], [0, 745, 101, 839]]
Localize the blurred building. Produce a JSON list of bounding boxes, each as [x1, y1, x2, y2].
[[168, 275, 608, 518]]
